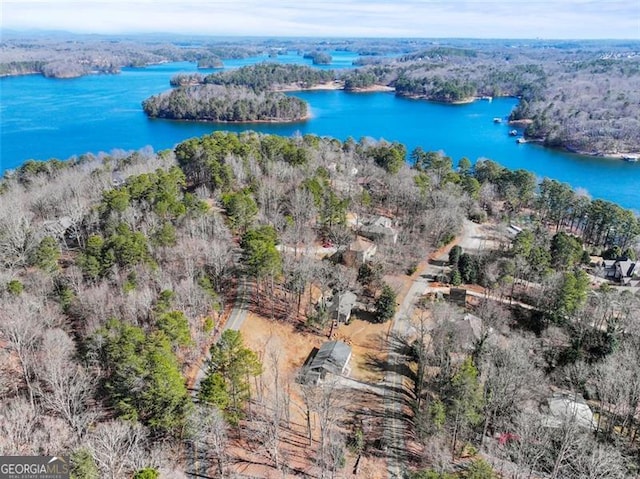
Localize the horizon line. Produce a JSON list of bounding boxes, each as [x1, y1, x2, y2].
[[2, 28, 640, 42]]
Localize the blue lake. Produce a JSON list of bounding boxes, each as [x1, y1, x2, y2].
[[1, 52, 639, 210]]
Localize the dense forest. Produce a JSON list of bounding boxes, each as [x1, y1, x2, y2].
[[303, 51, 333, 65], [343, 71, 379, 90], [202, 63, 336, 91], [510, 58, 640, 154], [144, 38, 640, 154], [1, 130, 639, 478], [142, 84, 308, 122], [0, 34, 423, 79], [0, 37, 230, 78], [197, 55, 224, 69]]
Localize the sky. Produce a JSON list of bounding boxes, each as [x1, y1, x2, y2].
[[2, 0, 639, 39]]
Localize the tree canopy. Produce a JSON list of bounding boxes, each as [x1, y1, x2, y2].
[[97, 319, 192, 435], [199, 330, 262, 423]]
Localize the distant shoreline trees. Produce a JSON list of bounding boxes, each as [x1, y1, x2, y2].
[[203, 63, 335, 91]]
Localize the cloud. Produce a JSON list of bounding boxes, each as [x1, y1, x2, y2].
[[2, 0, 639, 38]]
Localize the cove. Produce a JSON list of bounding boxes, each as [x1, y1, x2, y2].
[[1, 56, 639, 210]]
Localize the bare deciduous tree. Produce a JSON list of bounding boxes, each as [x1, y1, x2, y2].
[[284, 187, 317, 255], [0, 397, 39, 455], [87, 420, 148, 479], [0, 199, 40, 269], [570, 440, 628, 479], [312, 379, 346, 479], [186, 405, 228, 478], [35, 328, 97, 438], [251, 337, 292, 472], [503, 412, 551, 479], [479, 341, 542, 445], [0, 297, 43, 408]]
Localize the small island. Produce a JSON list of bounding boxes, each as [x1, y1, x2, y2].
[[143, 64, 340, 123], [303, 51, 332, 65], [196, 55, 224, 69], [143, 63, 402, 123], [202, 63, 336, 91], [142, 84, 308, 122]]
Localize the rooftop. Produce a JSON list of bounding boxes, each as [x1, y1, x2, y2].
[[327, 291, 357, 322], [546, 392, 596, 429], [307, 341, 352, 376]]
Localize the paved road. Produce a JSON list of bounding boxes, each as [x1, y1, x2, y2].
[[192, 276, 250, 395], [223, 276, 250, 331], [457, 220, 487, 253], [188, 276, 251, 475], [384, 269, 430, 477], [383, 219, 483, 478]]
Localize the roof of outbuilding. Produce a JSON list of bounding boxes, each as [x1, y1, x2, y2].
[[618, 259, 637, 277]]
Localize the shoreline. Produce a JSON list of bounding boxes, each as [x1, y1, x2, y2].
[[346, 84, 395, 93], [565, 148, 640, 162], [0, 60, 168, 79], [276, 81, 395, 94], [274, 80, 344, 92], [397, 93, 476, 104], [0, 71, 41, 78], [508, 118, 533, 127], [507, 118, 638, 162], [2, 69, 121, 80], [147, 112, 312, 125], [522, 137, 640, 162]]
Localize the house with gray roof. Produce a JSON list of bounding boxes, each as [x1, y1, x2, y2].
[[300, 341, 352, 385], [42, 216, 73, 239], [359, 215, 398, 244], [455, 313, 483, 350], [326, 291, 357, 324], [601, 258, 638, 285]]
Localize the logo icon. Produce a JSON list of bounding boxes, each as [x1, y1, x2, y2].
[[0, 456, 70, 479]]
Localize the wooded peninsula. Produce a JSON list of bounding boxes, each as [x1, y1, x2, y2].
[[143, 64, 335, 122]]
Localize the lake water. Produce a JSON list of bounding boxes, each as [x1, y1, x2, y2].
[[1, 51, 639, 210]]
